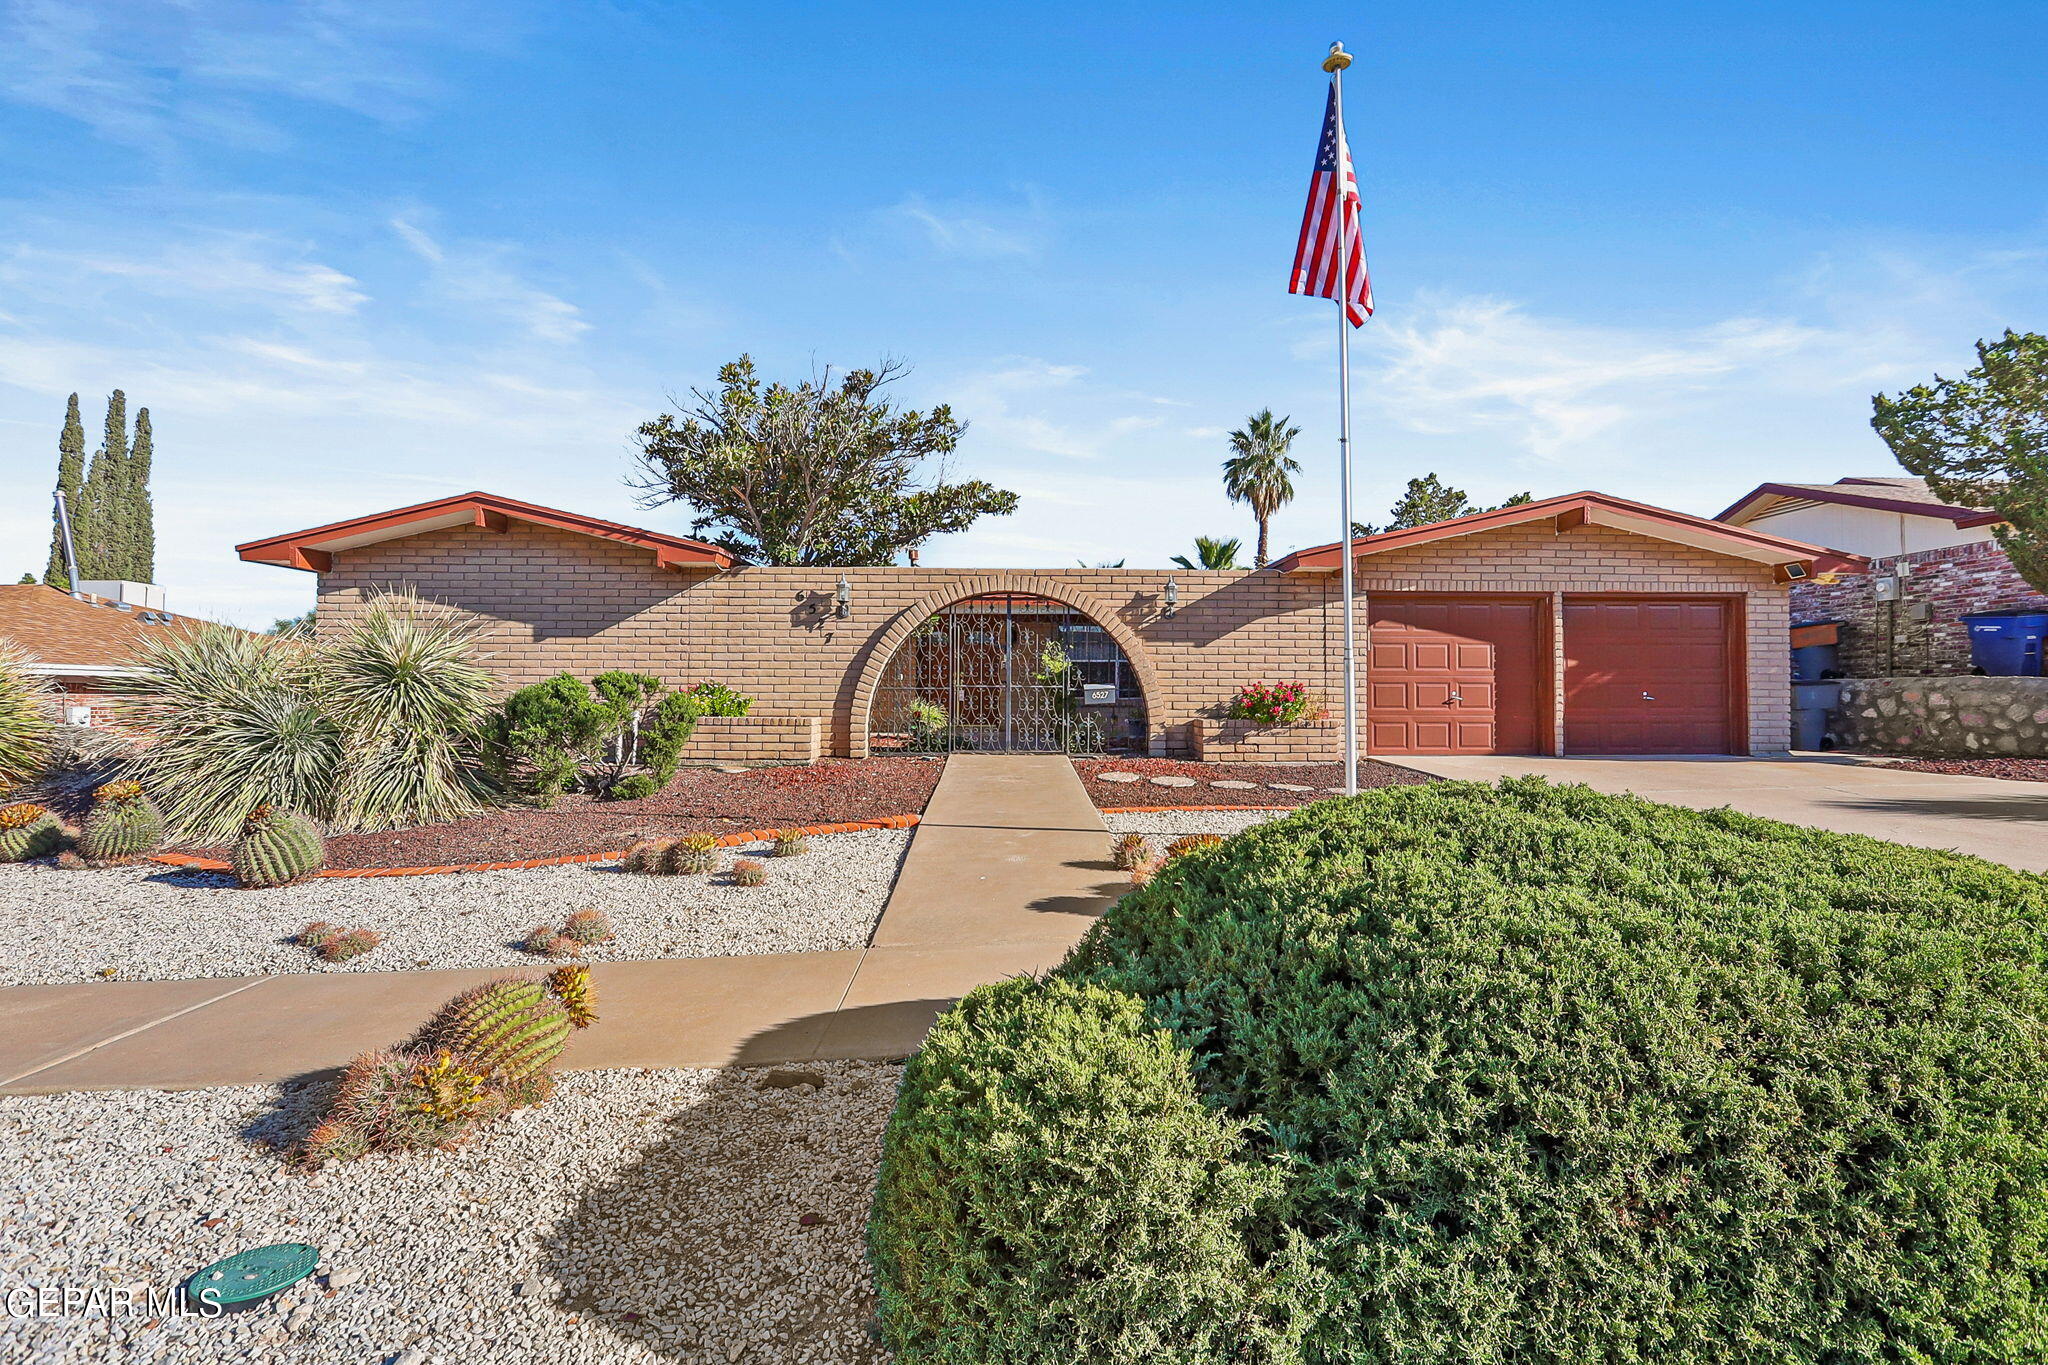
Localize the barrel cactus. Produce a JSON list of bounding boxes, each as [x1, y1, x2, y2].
[[1110, 832, 1154, 871], [663, 831, 720, 875], [231, 805, 325, 888], [0, 802, 62, 863], [410, 975, 574, 1085], [548, 964, 599, 1030], [79, 779, 165, 865]]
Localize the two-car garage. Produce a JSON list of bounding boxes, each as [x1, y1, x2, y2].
[[1273, 491, 1863, 758], [1364, 594, 1738, 756]]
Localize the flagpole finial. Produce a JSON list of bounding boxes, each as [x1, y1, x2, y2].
[[1322, 41, 1352, 73]]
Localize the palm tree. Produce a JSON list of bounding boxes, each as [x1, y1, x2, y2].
[[1222, 409, 1303, 568], [1170, 536, 1243, 570]]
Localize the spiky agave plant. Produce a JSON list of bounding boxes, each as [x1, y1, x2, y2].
[[0, 642, 57, 791], [124, 627, 340, 843], [78, 779, 165, 864], [319, 591, 497, 832]]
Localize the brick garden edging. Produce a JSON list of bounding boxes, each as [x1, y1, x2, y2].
[[151, 814, 922, 880]]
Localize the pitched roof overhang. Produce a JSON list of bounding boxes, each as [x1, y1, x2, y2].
[[236, 491, 734, 573], [1270, 490, 1867, 581], [1715, 481, 2004, 527]]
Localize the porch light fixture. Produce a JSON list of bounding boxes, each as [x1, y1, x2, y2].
[[835, 575, 852, 619], [1163, 576, 1180, 616]]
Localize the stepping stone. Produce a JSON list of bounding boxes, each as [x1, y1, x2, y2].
[[1268, 783, 1315, 792], [1148, 775, 1198, 788], [1210, 779, 1259, 790], [1095, 771, 1143, 783]]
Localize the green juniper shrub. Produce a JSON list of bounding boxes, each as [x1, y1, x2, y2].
[[482, 673, 609, 804], [869, 975, 1313, 1365], [604, 773, 658, 802], [1038, 778, 2048, 1364], [637, 690, 704, 787]]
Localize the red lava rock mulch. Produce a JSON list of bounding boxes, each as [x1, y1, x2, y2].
[[172, 757, 945, 872], [1877, 757, 2048, 784], [1072, 756, 1434, 809]]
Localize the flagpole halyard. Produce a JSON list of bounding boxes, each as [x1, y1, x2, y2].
[[1326, 40, 1360, 796]]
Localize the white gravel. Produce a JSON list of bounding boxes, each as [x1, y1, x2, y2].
[[0, 831, 909, 988], [1102, 809, 1291, 841], [0, 1062, 900, 1364]]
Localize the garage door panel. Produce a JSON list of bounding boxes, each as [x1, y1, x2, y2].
[[1367, 596, 1544, 756], [1563, 598, 1734, 755]]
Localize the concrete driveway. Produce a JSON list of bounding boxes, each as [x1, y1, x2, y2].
[[1390, 754, 2048, 873]]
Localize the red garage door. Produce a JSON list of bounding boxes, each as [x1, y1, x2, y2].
[[1367, 596, 1545, 754], [1563, 597, 1736, 754]]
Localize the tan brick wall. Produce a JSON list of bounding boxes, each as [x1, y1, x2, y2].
[[1192, 719, 1343, 762], [316, 517, 1791, 758], [678, 715, 820, 765]]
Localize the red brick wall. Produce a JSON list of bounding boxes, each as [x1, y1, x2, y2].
[[1792, 540, 2048, 676], [317, 518, 1792, 757]]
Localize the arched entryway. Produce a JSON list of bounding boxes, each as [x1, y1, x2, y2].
[[865, 593, 1150, 754]]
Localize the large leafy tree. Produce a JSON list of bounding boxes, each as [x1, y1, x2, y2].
[[1353, 474, 1532, 537], [1169, 536, 1244, 570], [1221, 409, 1302, 568], [41, 394, 84, 590], [1873, 330, 2048, 591], [629, 355, 1018, 566]]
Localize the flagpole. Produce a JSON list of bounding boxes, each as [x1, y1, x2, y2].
[[1325, 40, 1359, 796]]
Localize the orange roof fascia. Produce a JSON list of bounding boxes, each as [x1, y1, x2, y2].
[[1271, 490, 1867, 575], [236, 492, 733, 573]]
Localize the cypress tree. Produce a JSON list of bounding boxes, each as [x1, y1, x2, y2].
[[128, 407, 155, 582], [77, 389, 128, 582], [41, 394, 85, 590]]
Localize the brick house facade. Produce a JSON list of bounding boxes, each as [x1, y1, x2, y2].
[[1793, 540, 2048, 677], [243, 491, 1856, 762]]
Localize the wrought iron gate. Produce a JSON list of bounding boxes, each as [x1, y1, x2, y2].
[[869, 595, 1146, 754]]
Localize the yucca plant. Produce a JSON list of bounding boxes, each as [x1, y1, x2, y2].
[[320, 592, 497, 831], [0, 643, 57, 790], [124, 627, 340, 842]]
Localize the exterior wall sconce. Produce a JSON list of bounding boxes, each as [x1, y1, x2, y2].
[[1163, 576, 1180, 616], [835, 576, 852, 619]]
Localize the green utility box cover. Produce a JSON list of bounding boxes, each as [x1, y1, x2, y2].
[[185, 1242, 320, 1308]]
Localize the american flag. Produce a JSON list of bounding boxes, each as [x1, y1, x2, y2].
[[1288, 85, 1373, 325]]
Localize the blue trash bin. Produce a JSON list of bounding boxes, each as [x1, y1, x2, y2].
[[1960, 610, 2048, 676]]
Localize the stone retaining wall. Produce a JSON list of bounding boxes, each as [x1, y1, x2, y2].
[[1190, 718, 1339, 763], [1828, 676, 2048, 756]]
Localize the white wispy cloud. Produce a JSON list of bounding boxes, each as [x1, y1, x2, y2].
[[6, 239, 368, 315], [0, 0, 510, 151], [876, 189, 1053, 260], [390, 216, 591, 343]]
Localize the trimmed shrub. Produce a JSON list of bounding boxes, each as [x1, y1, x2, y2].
[[638, 689, 702, 786], [686, 681, 752, 717], [870, 976, 1307, 1364], [604, 772, 659, 802], [1038, 779, 2048, 1363], [481, 673, 607, 805]]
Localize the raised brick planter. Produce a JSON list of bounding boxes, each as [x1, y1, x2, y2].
[[680, 715, 821, 765], [1191, 718, 1339, 763]]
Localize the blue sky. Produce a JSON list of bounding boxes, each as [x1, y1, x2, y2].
[[2, 1, 2044, 627]]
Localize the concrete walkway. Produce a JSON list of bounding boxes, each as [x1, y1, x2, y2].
[[1394, 754, 2048, 873], [0, 755, 1122, 1094]]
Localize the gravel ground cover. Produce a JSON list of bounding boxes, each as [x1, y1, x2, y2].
[[1875, 756, 2048, 783], [1073, 756, 1431, 808], [1102, 808, 1294, 841], [0, 830, 908, 987], [171, 758, 944, 871], [0, 1061, 899, 1365]]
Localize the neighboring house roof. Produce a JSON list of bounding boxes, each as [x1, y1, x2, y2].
[[0, 584, 220, 675], [237, 490, 736, 573], [1270, 490, 1866, 578], [1716, 477, 2003, 527]]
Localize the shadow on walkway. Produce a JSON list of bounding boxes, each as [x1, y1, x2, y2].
[[539, 1004, 932, 1363]]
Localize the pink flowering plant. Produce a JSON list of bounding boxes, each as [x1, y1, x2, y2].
[[1226, 680, 1320, 726]]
